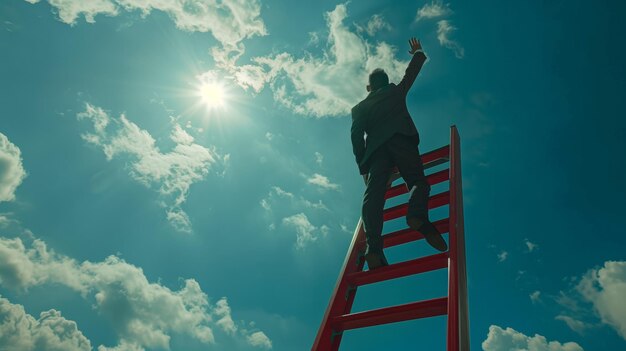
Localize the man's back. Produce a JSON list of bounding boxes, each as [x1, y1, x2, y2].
[[351, 51, 427, 174]]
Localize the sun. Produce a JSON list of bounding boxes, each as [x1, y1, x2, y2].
[[197, 81, 227, 109]]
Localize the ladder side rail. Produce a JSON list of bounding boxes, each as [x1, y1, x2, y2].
[[311, 220, 367, 351], [453, 126, 470, 349], [447, 125, 470, 351]]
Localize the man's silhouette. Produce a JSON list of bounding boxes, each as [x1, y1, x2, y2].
[[351, 37, 447, 270]]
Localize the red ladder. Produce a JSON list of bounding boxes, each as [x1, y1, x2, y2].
[[312, 125, 469, 350]]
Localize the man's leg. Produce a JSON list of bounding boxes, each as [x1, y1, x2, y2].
[[387, 134, 448, 252], [362, 146, 393, 269]]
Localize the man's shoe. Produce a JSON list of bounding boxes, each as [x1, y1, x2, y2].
[[407, 217, 448, 252], [364, 250, 389, 270]]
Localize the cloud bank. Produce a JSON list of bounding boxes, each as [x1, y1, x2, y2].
[[0, 297, 91, 351], [0, 235, 271, 350]]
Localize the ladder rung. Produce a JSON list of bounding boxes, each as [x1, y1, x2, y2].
[[382, 218, 449, 248], [345, 252, 449, 287], [385, 169, 450, 200], [421, 145, 450, 167], [331, 297, 448, 331], [383, 191, 450, 221]]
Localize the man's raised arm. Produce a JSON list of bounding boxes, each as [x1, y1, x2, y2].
[[397, 37, 427, 96]]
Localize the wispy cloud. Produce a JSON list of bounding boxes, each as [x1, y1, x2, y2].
[[414, 1, 464, 59], [282, 213, 319, 249], [437, 20, 464, 59], [0, 132, 27, 203], [0, 296, 92, 351], [0, 235, 271, 350], [415, 0, 452, 22], [497, 250, 508, 262], [525, 238, 538, 252], [307, 173, 340, 191], [357, 14, 392, 36], [555, 315, 592, 335], [530, 290, 541, 304], [482, 325, 583, 351], [260, 186, 328, 213], [314, 152, 324, 166], [77, 103, 226, 233]]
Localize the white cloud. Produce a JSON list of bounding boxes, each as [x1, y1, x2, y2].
[[576, 260, 626, 339], [555, 315, 592, 335], [0, 296, 92, 351], [497, 250, 508, 262], [357, 14, 391, 36], [221, 4, 411, 117], [260, 186, 328, 213], [0, 235, 271, 349], [0, 132, 27, 202], [24, 0, 266, 64], [482, 325, 584, 351], [437, 20, 464, 58], [247, 331, 272, 349], [525, 238, 538, 252], [415, 0, 452, 22], [530, 290, 541, 304], [77, 103, 225, 232], [307, 173, 339, 191], [282, 213, 318, 249]]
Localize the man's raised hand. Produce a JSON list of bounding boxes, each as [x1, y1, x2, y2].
[[408, 37, 422, 55]]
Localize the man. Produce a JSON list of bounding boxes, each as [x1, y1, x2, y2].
[[351, 37, 448, 271]]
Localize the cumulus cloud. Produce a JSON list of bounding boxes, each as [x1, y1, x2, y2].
[[282, 213, 318, 249], [576, 260, 626, 339], [0, 235, 271, 350], [307, 173, 340, 191], [0, 296, 92, 351], [497, 250, 508, 262], [219, 4, 411, 117], [437, 20, 464, 58], [415, 0, 452, 22], [247, 331, 272, 349], [24, 0, 267, 67], [0, 132, 27, 202], [77, 103, 225, 232], [482, 325, 583, 351]]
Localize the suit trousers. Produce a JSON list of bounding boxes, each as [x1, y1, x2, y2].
[[361, 133, 431, 254]]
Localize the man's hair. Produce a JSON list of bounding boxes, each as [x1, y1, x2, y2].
[[369, 68, 389, 91]]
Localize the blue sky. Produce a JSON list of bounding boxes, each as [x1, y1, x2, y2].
[[1, 1, 625, 350]]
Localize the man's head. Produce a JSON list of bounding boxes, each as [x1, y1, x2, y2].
[[367, 68, 389, 92]]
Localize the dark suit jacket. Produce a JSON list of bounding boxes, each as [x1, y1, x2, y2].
[[351, 51, 427, 175]]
